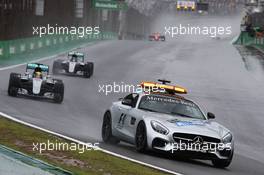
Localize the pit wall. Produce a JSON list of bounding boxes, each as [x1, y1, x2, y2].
[[0, 32, 117, 65]]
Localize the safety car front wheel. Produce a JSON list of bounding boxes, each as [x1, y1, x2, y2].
[[135, 121, 147, 152]]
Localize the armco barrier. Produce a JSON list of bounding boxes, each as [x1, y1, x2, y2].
[[233, 32, 254, 45], [233, 31, 264, 52], [234, 31, 264, 46], [0, 32, 117, 61]]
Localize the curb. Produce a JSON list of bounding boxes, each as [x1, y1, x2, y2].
[[0, 144, 73, 175]]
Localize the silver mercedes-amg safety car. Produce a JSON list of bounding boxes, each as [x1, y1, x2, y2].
[[102, 80, 234, 168]]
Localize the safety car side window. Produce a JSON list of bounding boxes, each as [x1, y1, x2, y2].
[[123, 93, 139, 108]]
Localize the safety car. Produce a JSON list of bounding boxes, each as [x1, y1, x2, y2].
[[102, 80, 234, 168]]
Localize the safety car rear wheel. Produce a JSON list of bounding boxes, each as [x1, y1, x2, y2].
[[102, 111, 120, 144]]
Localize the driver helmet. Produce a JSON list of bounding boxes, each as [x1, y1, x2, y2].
[[35, 71, 42, 78], [71, 54, 77, 62], [34, 67, 42, 78]]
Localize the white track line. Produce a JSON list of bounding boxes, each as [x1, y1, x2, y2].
[[0, 112, 183, 175]]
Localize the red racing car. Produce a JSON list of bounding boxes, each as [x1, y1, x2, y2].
[[149, 33, 166, 41]]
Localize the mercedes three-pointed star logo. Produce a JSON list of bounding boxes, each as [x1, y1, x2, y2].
[[193, 136, 203, 144]]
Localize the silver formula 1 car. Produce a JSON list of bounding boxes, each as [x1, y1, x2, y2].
[[102, 80, 234, 168], [8, 63, 64, 103], [52, 52, 94, 78]]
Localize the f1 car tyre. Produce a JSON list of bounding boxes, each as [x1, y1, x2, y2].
[[83, 62, 94, 78], [89, 62, 94, 77], [52, 61, 61, 75], [135, 121, 147, 152], [212, 152, 233, 168], [8, 73, 20, 97], [160, 36, 166, 41], [53, 81, 64, 103], [102, 111, 120, 144]]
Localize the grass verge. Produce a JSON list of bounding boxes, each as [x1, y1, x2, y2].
[[0, 116, 170, 175]]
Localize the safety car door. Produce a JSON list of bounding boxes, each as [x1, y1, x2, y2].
[[115, 93, 139, 143]]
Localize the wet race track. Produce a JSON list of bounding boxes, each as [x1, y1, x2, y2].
[[0, 15, 264, 175]]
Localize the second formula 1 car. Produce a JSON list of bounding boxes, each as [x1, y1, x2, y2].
[[52, 52, 94, 78], [149, 33, 166, 41], [8, 63, 64, 103], [102, 80, 234, 168]]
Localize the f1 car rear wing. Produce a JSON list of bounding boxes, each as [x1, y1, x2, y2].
[[68, 51, 84, 58], [141, 80, 187, 94], [26, 63, 49, 72]]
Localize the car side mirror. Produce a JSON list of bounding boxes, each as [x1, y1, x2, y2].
[[207, 112, 215, 119], [122, 99, 133, 106]]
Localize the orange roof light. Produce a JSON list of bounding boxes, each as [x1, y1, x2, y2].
[[141, 81, 187, 94]]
